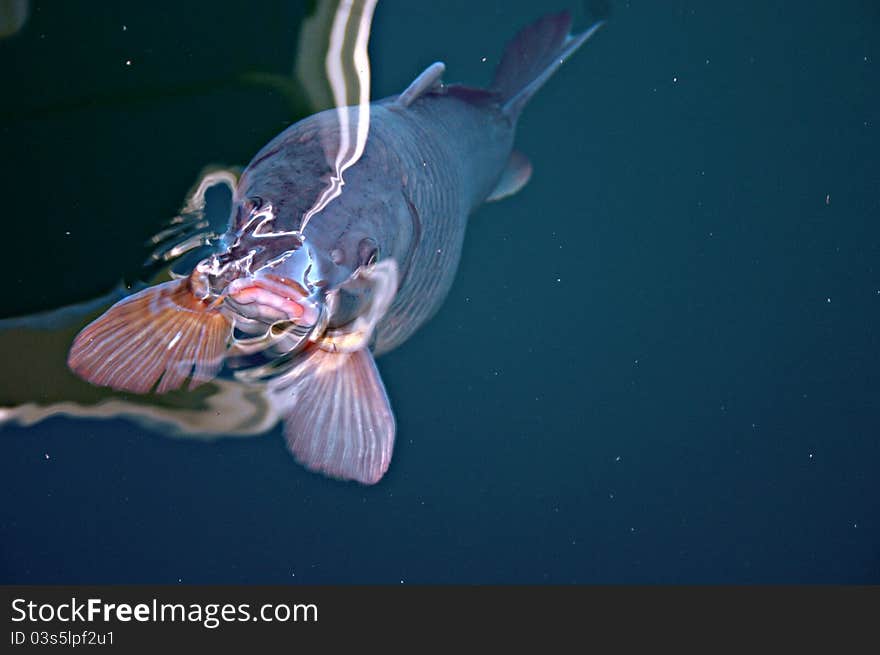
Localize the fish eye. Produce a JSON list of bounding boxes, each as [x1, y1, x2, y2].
[[358, 238, 378, 266]]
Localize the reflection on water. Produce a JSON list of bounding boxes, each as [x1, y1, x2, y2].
[[300, 0, 377, 233], [149, 167, 240, 267], [0, 0, 28, 39]]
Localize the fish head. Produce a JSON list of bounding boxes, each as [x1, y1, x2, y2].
[[208, 188, 391, 330], [188, 231, 331, 358], [67, 194, 395, 395], [192, 238, 319, 324]]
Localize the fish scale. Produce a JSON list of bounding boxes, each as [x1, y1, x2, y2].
[[366, 100, 502, 353]]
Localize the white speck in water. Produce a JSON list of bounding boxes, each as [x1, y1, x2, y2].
[[123, 25, 128, 31], [44, 453, 50, 460], [673, 75, 678, 83], [808, 452, 814, 459], [826, 297, 832, 303], [481, 56, 487, 62], [64, 231, 71, 236], [615, 456, 621, 462], [125, 59, 132, 66]]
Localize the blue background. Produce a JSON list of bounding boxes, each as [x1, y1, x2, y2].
[[1, 1, 878, 582]]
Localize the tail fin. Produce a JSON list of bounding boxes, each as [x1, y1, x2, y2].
[[491, 11, 604, 119]]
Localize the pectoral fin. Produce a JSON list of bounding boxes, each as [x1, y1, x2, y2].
[[269, 345, 395, 484], [67, 279, 232, 394], [486, 150, 532, 202]]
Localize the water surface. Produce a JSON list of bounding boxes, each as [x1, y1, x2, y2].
[[1, 0, 878, 582]]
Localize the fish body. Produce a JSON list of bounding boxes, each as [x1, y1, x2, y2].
[[235, 88, 512, 354], [67, 12, 604, 483]]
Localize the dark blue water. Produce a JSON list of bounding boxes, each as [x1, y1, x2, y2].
[[1, 1, 878, 582]]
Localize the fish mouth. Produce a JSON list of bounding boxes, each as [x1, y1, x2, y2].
[[225, 275, 321, 327]]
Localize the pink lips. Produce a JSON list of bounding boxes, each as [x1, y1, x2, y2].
[[227, 276, 317, 324]]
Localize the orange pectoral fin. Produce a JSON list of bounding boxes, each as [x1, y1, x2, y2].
[[67, 279, 233, 394]]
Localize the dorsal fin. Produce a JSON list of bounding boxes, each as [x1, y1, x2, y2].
[[396, 62, 445, 107]]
